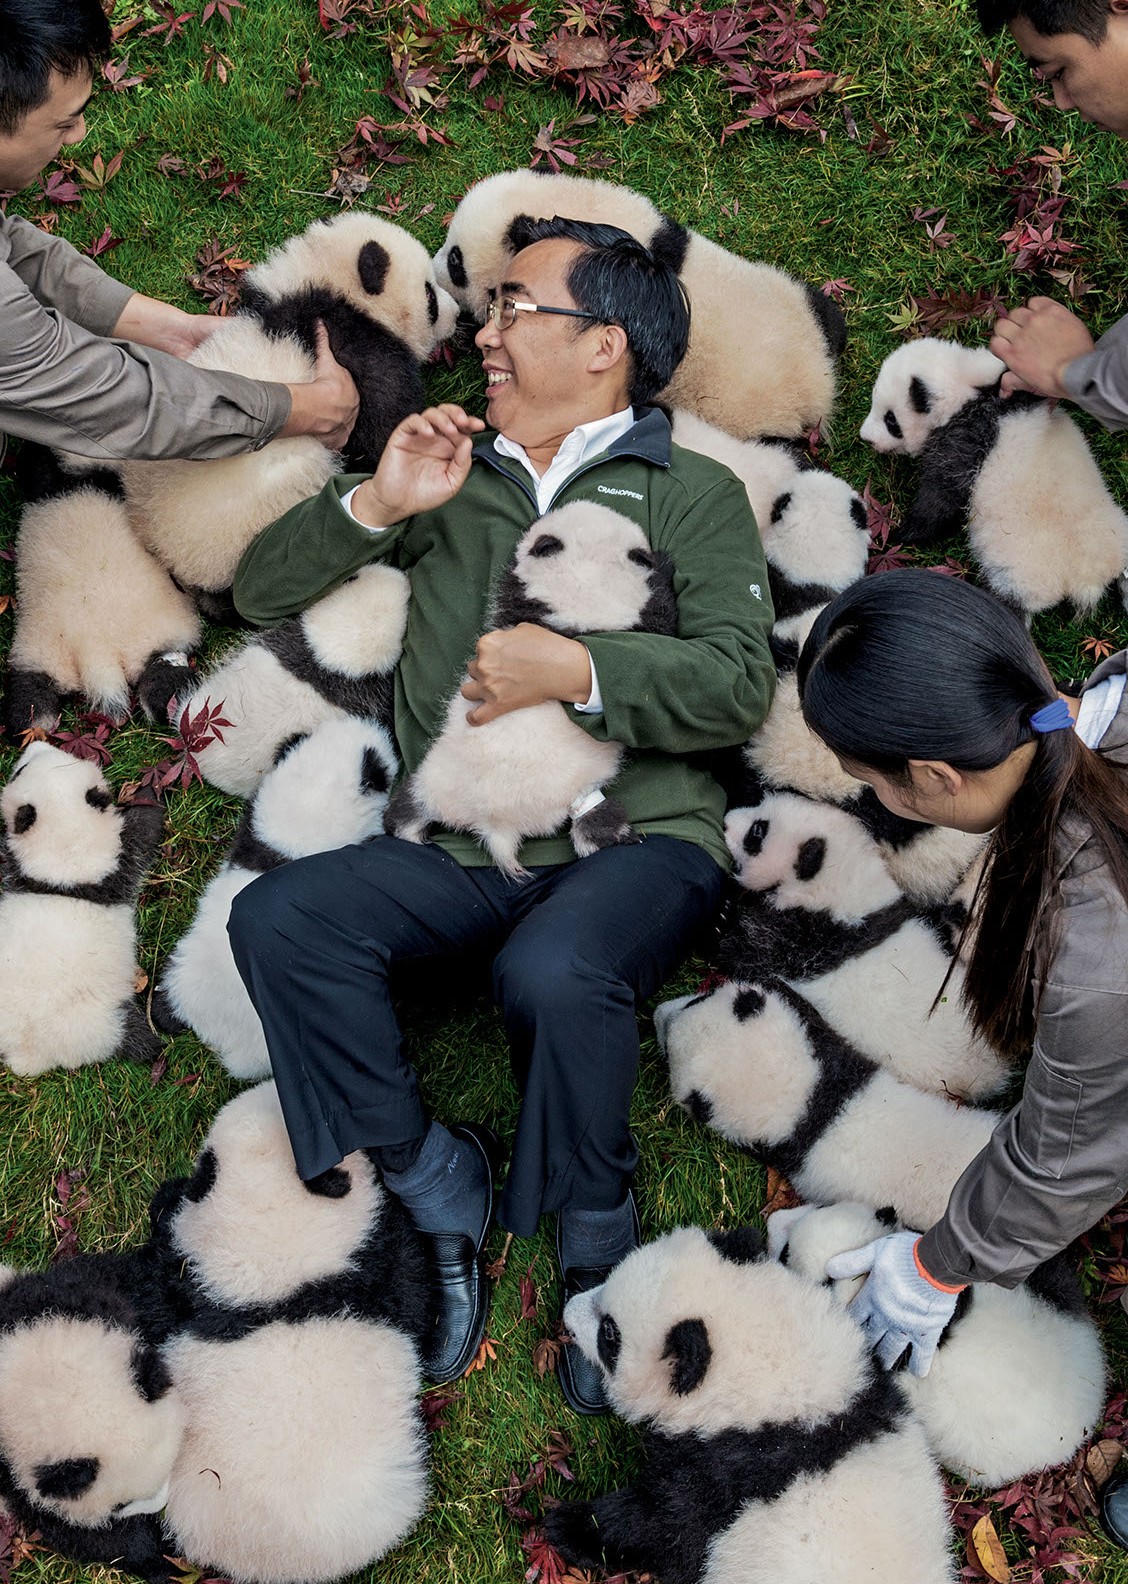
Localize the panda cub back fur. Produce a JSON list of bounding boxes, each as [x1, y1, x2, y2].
[[180, 563, 409, 797], [772, 1202, 1107, 1488], [7, 449, 199, 733], [657, 977, 1002, 1231], [433, 169, 845, 442], [720, 791, 1007, 1100], [546, 1225, 954, 1584], [861, 338, 1128, 617], [384, 501, 677, 876], [119, 214, 458, 603], [0, 744, 165, 1075], [153, 719, 397, 1078]]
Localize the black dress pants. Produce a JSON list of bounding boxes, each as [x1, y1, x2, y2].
[[227, 833, 724, 1237]]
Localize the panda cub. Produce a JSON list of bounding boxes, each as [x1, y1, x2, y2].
[[861, 338, 1128, 617], [657, 976, 1002, 1232], [119, 214, 458, 609], [0, 744, 165, 1075], [434, 169, 846, 442], [148, 1082, 433, 1584], [179, 563, 409, 798], [719, 792, 1006, 1100], [7, 448, 199, 733], [153, 719, 398, 1078], [546, 1224, 954, 1584], [384, 501, 676, 876], [771, 1201, 1107, 1488]]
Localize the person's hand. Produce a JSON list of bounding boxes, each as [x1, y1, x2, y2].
[[349, 404, 485, 528], [460, 624, 593, 726], [826, 1230, 964, 1378], [280, 323, 360, 454], [990, 297, 1095, 399], [110, 294, 218, 358]]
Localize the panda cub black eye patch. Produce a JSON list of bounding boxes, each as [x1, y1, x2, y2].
[[35, 1456, 100, 1500], [794, 836, 826, 881], [742, 818, 768, 857], [425, 283, 438, 325], [529, 534, 564, 558], [597, 1313, 622, 1372], [883, 409, 903, 440]]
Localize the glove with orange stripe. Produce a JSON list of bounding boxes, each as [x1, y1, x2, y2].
[[826, 1230, 965, 1378]]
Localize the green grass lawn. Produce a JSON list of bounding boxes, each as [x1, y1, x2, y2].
[[2, 0, 1128, 1579]]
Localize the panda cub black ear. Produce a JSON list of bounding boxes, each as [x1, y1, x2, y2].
[[850, 496, 868, 535], [794, 836, 826, 881], [529, 533, 564, 558], [184, 1146, 219, 1204], [357, 240, 391, 296], [272, 732, 308, 767], [505, 214, 538, 255], [769, 491, 792, 526], [35, 1456, 99, 1501], [707, 1225, 766, 1265], [131, 1342, 174, 1403], [661, 1316, 712, 1396], [731, 986, 766, 1022], [85, 787, 112, 811], [360, 748, 389, 796], [304, 1164, 352, 1198], [627, 547, 656, 569], [11, 804, 36, 834], [908, 376, 933, 415]]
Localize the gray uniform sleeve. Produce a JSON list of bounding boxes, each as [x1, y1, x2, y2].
[[1061, 314, 1128, 431], [0, 217, 291, 462], [918, 852, 1128, 1288]]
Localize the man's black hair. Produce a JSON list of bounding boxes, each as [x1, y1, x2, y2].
[[976, 0, 1111, 42], [506, 214, 691, 408], [0, 0, 110, 136]]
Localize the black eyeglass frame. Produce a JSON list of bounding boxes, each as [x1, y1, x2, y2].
[[485, 295, 600, 331]]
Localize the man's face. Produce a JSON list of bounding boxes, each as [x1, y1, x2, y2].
[[1011, 8, 1128, 135], [0, 68, 93, 192], [474, 238, 623, 446]]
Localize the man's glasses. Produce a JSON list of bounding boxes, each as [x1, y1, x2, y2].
[[485, 296, 598, 332]]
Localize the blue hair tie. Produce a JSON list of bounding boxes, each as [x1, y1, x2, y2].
[[1030, 697, 1074, 734]]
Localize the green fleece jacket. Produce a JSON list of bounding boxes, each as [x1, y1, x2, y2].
[[234, 408, 776, 871]]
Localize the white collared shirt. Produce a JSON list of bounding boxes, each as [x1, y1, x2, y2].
[[340, 407, 637, 714]]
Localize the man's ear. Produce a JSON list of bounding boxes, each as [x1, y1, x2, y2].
[[586, 321, 630, 378]]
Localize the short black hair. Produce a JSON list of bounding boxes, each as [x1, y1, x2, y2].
[[0, 0, 110, 136], [506, 214, 691, 408], [976, 0, 1111, 42]]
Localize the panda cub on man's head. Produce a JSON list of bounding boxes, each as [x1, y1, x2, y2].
[[0, 744, 165, 1076], [861, 337, 1128, 618], [434, 168, 845, 442], [657, 975, 1002, 1232], [770, 1201, 1107, 1489], [384, 500, 677, 876], [719, 791, 1006, 1100], [118, 214, 458, 611], [152, 718, 398, 1079], [179, 563, 409, 798], [545, 1224, 954, 1584]]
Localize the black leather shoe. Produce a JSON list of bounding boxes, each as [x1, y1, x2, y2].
[[555, 1192, 641, 1416], [1101, 1469, 1128, 1552], [419, 1123, 499, 1386]]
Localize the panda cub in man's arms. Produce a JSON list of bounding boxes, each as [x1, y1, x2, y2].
[[0, 744, 165, 1076], [546, 1224, 954, 1584], [384, 501, 677, 877]]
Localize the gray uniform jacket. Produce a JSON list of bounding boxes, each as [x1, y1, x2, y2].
[[0, 212, 290, 461], [1062, 314, 1128, 430], [919, 651, 1128, 1287]]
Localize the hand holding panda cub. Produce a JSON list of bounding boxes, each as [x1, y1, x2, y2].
[[384, 501, 678, 876]]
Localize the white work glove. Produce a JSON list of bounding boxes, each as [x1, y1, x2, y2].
[[826, 1230, 964, 1378]]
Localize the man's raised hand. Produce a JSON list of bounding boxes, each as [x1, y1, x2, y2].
[[990, 297, 1095, 399], [350, 405, 486, 528]]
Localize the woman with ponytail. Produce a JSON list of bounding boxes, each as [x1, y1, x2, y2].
[[796, 569, 1128, 1394]]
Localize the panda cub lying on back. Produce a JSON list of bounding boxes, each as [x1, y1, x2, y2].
[[384, 501, 676, 876], [546, 1224, 954, 1584]]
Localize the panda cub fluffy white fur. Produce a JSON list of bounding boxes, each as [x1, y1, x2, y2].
[[770, 1201, 1107, 1488], [433, 169, 846, 442], [6, 450, 199, 733], [179, 563, 409, 798], [148, 1082, 433, 1584], [657, 976, 1002, 1231], [384, 501, 677, 876], [0, 743, 165, 1075], [545, 1224, 954, 1584], [153, 719, 398, 1078], [718, 792, 1007, 1100], [861, 338, 1128, 617], [118, 214, 458, 608]]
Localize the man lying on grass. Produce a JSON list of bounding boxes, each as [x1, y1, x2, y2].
[[227, 217, 775, 1414], [979, 0, 1128, 426]]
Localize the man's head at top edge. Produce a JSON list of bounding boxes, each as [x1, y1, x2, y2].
[[0, 0, 110, 192], [978, 0, 1128, 136]]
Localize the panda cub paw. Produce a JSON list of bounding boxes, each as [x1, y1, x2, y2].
[[382, 778, 432, 844], [544, 1499, 607, 1567], [570, 795, 642, 858]]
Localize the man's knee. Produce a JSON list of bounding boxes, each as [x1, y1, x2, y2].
[[493, 935, 620, 1028], [226, 863, 311, 963]]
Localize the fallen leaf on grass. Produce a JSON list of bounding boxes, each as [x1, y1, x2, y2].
[[968, 1514, 1010, 1582], [761, 1166, 799, 1217], [464, 1336, 499, 1374], [532, 1335, 563, 1377]]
